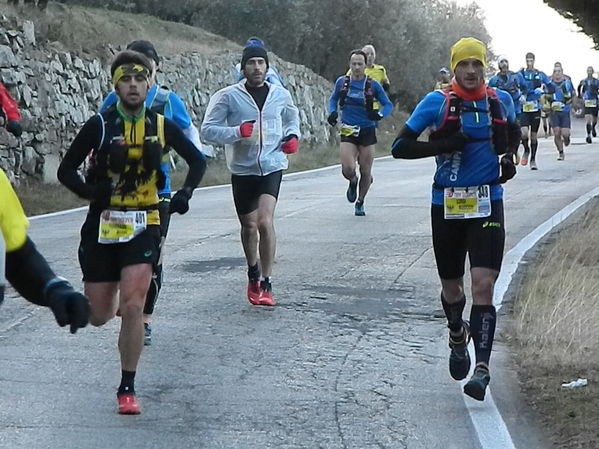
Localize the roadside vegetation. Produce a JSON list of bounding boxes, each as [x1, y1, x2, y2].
[[510, 199, 599, 449]]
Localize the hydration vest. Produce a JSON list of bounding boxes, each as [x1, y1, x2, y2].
[[520, 69, 543, 90], [430, 86, 511, 155], [338, 75, 375, 112], [148, 87, 171, 115]]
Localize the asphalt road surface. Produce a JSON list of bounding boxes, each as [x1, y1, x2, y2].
[[1, 121, 596, 449]]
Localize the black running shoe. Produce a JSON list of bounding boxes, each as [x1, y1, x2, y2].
[[587, 136, 592, 144], [346, 176, 358, 203], [448, 321, 471, 381], [463, 365, 491, 401]]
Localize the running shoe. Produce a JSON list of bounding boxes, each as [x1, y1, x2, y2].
[[587, 136, 592, 144], [117, 392, 141, 415], [530, 160, 538, 170], [520, 151, 529, 166], [354, 200, 365, 216], [144, 323, 152, 346], [250, 280, 276, 306], [448, 321, 471, 381], [593, 128, 597, 138], [557, 152, 564, 161], [346, 176, 358, 203], [247, 280, 261, 304], [463, 365, 491, 401]]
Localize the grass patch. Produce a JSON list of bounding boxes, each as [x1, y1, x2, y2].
[[510, 198, 599, 448]]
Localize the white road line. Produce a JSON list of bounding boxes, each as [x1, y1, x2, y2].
[[464, 184, 599, 449]]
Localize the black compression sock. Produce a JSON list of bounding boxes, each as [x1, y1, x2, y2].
[[248, 263, 260, 281], [531, 140, 538, 160], [521, 138, 530, 153], [469, 305, 496, 366], [118, 370, 136, 395], [441, 293, 466, 333], [587, 123, 593, 135]]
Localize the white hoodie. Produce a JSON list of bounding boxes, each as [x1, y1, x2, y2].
[[201, 81, 300, 176]]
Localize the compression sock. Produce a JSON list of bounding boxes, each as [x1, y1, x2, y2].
[[248, 263, 260, 281], [531, 140, 538, 161], [469, 305, 496, 366], [118, 370, 136, 394], [521, 138, 530, 154], [441, 293, 466, 334], [587, 123, 593, 135]]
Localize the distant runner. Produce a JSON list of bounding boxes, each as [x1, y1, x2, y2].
[[548, 64, 574, 160], [578, 66, 599, 143]]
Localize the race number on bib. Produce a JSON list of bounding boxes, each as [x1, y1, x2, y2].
[[98, 210, 147, 244], [444, 185, 491, 219], [339, 124, 360, 137], [585, 99, 597, 108], [551, 101, 565, 111], [523, 101, 539, 113]]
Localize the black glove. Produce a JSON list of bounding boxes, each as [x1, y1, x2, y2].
[[327, 111, 338, 126], [367, 110, 383, 121], [499, 153, 517, 183], [44, 279, 90, 334], [6, 120, 22, 137], [391, 130, 470, 159], [169, 188, 192, 215], [90, 179, 113, 208]]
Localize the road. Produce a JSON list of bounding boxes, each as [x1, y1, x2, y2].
[[1, 121, 595, 449]]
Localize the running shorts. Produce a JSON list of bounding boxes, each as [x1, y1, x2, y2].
[[231, 170, 283, 216], [519, 111, 541, 132], [584, 106, 598, 117], [340, 126, 377, 146], [431, 200, 505, 280], [549, 110, 571, 129]]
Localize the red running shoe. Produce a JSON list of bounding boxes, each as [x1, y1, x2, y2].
[[247, 280, 261, 304], [254, 280, 276, 306], [117, 393, 141, 415]]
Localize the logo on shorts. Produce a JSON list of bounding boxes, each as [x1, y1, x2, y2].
[[144, 250, 153, 257], [482, 221, 501, 228]]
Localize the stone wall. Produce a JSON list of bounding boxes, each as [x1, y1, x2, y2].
[[0, 16, 336, 183]]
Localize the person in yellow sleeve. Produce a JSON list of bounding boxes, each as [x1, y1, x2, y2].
[[0, 168, 90, 332], [58, 50, 206, 415]]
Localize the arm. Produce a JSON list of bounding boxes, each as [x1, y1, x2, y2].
[[381, 66, 390, 92], [328, 78, 342, 114], [0, 82, 20, 122], [374, 81, 393, 117], [165, 118, 206, 192], [201, 90, 243, 145], [281, 92, 301, 139]]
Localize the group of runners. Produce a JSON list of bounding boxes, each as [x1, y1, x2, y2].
[[0, 32, 594, 416]]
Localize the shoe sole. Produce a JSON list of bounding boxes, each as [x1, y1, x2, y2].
[[463, 380, 487, 401]]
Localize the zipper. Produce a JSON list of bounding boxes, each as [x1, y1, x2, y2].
[[241, 84, 270, 176]]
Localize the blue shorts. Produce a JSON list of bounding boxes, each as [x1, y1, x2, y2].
[[550, 110, 571, 129]]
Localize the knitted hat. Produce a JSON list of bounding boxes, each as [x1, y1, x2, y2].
[[241, 45, 269, 69], [450, 37, 487, 72]]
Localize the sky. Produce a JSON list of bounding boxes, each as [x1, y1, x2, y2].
[[455, 0, 599, 84]]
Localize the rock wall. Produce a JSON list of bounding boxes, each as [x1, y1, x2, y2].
[[0, 15, 336, 183]]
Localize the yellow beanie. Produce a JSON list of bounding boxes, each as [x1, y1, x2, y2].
[[450, 37, 487, 72]]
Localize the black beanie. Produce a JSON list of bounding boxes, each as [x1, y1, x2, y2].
[[241, 45, 269, 70]]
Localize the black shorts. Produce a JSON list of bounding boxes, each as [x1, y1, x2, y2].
[[519, 111, 541, 132], [431, 200, 505, 280], [340, 126, 377, 146], [78, 212, 161, 282], [231, 170, 283, 216], [584, 106, 598, 117]]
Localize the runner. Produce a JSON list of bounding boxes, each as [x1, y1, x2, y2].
[[577, 66, 599, 143], [435, 67, 452, 90], [540, 93, 552, 138], [391, 37, 520, 401], [201, 44, 300, 307], [0, 80, 23, 137], [347, 44, 391, 108], [58, 50, 206, 415], [548, 64, 575, 160], [234, 37, 286, 88], [488, 55, 525, 163], [1, 169, 90, 332], [328, 49, 393, 216], [101, 40, 205, 346], [519, 52, 552, 170]]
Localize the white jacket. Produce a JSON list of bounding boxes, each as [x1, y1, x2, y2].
[[201, 81, 300, 176]]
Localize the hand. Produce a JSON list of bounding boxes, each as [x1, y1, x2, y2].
[[499, 153, 517, 183], [327, 111, 338, 126], [518, 95, 527, 104], [239, 120, 255, 138], [91, 179, 113, 208], [534, 87, 544, 95], [6, 120, 22, 137], [44, 279, 90, 334], [169, 188, 192, 215], [367, 110, 383, 121], [281, 135, 299, 154]]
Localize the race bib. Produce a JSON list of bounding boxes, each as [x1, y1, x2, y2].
[[523, 101, 539, 113], [444, 185, 491, 219], [551, 101, 565, 111], [339, 124, 360, 137], [585, 99, 597, 108], [98, 210, 147, 244]]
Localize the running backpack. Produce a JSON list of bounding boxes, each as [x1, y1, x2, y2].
[[430, 86, 518, 155], [149, 87, 171, 115], [338, 75, 375, 112]]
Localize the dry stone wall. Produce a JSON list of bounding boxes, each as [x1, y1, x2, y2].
[[0, 15, 336, 183]]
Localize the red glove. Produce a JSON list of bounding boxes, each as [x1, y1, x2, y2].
[[239, 120, 255, 138], [281, 135, 299, 154]]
